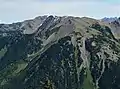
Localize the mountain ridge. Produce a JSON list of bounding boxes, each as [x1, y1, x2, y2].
[[0, 15, 120, 89], [1, 15, 120, 38]]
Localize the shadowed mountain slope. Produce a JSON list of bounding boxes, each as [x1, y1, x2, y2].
[[0, 16, 120, 89]]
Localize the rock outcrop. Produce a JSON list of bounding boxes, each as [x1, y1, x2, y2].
[[0, 16, 120, 89]]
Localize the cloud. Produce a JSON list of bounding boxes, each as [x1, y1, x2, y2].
[[0, 0, 120, 23]]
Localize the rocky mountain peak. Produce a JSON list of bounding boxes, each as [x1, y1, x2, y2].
[[0, 16, 120, 89]]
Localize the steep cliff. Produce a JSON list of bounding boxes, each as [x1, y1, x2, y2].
[[0, 16, 120, 89]]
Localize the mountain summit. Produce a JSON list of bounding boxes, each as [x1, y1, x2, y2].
[[0, 16, 120, 89]]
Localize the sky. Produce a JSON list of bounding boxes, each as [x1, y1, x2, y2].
[[0, 0, 120, 23]]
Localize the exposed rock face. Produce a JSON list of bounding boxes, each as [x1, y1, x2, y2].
[[0, 16, 120, 89], [102, 17, 120, 39]]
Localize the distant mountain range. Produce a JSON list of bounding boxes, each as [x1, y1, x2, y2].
[[101, 17, 120, 38], [0, 15, 120, 89], [102, 17, 119, 22]]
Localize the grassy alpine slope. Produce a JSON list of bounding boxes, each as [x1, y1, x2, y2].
[[0, 16, 120, 89]]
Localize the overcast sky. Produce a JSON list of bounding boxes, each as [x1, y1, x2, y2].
[[0, 0, 120, 23]]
